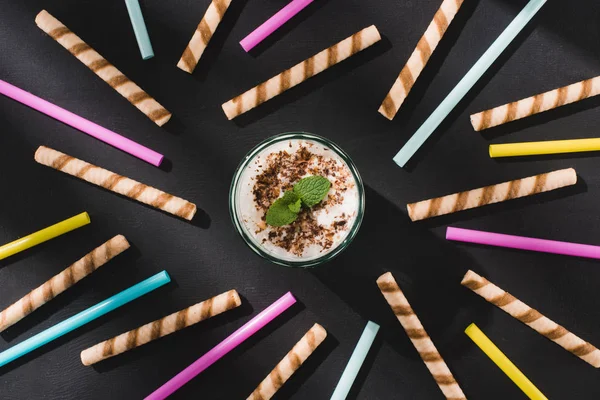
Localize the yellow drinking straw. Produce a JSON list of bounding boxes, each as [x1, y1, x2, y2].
[[0, 212, 90, 260], [490, 138, 600, 158], [465, 323, 547, 400]]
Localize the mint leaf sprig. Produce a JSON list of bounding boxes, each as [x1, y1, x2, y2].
[[265, 191, 301, 227], [265, 176, 331, 227]]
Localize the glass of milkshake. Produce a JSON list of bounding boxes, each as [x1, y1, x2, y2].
[[230, 132, 365, 267]]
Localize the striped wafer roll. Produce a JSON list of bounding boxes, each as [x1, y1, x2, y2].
[[462, 270, 600, 368], [34, 146, 197, 220], [471, 75, 600, 131], [407, 168, 577, 222], [0, 235, 129, 333], [35, 10, 171, 126], [80, 290, 241, 366], [247, 323, 327, 400], [379, 0, 465, 120], [377, 272, 466, 399], [222, 25, 381, 120], [177, 0, 233, 73]]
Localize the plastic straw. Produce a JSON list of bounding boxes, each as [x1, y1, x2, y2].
[[490, 138, 600, 158], [465, 323, 548, 400], [240, 0, 314, 52], [0, 271, 170, 368], [393, 0, 547, 167], [0, 212, 90, 260], [447, 227, 600, 259], [330, 321, 380, 400], [0, 79, 164, 166], [125, 0, 155, 60], [145, 292, 297, 400]]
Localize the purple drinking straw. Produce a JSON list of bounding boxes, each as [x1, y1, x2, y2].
[[446, 227, 600, 259], [145, 292, 297, 399], [0, 79, 164, 166], [240, 0, 314, 52]]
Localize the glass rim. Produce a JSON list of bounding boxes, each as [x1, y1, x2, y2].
[[229, 132, 365, 268]]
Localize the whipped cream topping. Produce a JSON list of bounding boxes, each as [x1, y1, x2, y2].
[[236, 139, 359, 261]]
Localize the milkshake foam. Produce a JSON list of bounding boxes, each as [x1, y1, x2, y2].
[[235, 138, 360, 262]]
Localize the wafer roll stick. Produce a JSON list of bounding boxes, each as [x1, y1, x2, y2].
[[462, 270, 600, 368], [471, 76, 600, 131], [222, 25, 381, 120], [247, 323, 327, 400], [407, 168, 576, 221], [178, 0, 233, 73], [35, 146, 197, 220], [377, 272, 466, 399], [0, 235, 129, 333], [379, 0, 465, 120], [81, 290, 241, 366], [35, 10, 171, 126]]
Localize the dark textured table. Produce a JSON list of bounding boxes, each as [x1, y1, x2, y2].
[[1, 0, 599, 398]]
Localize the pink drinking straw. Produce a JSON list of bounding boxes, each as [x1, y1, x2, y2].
[[145, 292, 297, 400], [446, 227, 600, 259], [0, 79, 164, 167], [240, 0, 314, 52]]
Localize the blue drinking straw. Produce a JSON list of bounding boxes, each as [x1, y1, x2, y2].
[[330, 321, 380, 400], [393, 0, 547, 167], [125, 0, 155, 60], [0, 271, 170, 368]]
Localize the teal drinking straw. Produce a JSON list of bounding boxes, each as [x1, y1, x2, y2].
[[0, 271, 170, 368], [393, 0, 547, 167], [330, 321, 380, 400], [125, 0, 155, 60]]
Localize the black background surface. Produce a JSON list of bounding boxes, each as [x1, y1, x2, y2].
[[1, 0, 600, 398]]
